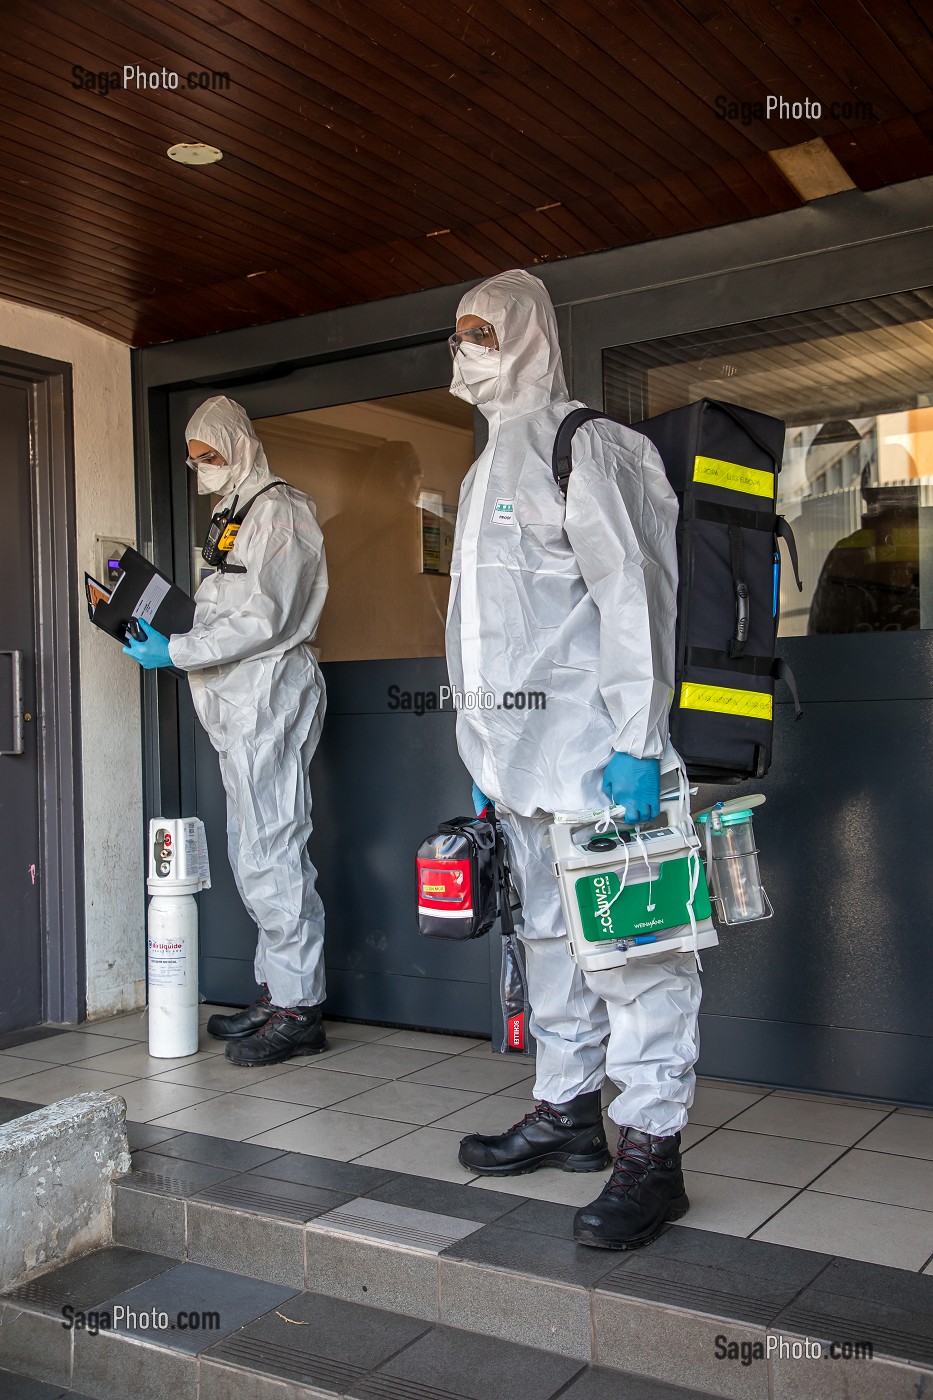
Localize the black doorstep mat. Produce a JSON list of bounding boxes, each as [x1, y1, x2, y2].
[[0, 1027, 67, 1052]]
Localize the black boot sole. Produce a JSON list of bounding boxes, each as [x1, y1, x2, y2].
[[573, 1192, 690, 1250], [460, 1148, 612, 1177], [225, 1036, 328, 1067]]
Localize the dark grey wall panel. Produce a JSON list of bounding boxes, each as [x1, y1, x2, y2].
[[780, 633, 933, 704], [311, 704, 487, 983], [199, 956, 267, 1010], [696, 694, 933, 1101], [697, 1013, 932, 1108], [321, 657, 459, 715], [192, 657, 493, 1034], [323, 969, 490, 1038]]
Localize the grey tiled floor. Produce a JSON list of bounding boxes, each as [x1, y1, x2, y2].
[[5, 1005, 933, 1273]]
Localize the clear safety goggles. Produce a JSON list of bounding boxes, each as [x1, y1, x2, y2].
[[186, 448, 225, 470], [448, 324, 498, 358]]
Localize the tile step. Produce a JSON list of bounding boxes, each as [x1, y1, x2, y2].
[[5, 1148, 933, 1400], [98, 1167, 933, 1397], [0, 1256, 725, 1400], [2, 1247, 930, 1400]]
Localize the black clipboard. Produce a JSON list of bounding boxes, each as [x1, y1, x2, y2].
[[85, 547, 196, 680]]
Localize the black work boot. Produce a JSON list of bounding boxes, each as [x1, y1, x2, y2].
[[573, 1126, 689, 1249], [206, 984, 274, 1040], [225, 1005, 327, 1066], [458, 1090, 611, 1176]]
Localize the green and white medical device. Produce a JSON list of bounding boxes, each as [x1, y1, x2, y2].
[[549, 789, 718, 972]]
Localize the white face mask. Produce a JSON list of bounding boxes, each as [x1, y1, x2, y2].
[[196, 460, 236, 496], [450, 342, 501, 405]]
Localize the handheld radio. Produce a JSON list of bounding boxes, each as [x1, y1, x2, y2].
[[202, 482, 284, 574]]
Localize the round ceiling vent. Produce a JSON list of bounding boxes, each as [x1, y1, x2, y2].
[[167, 143, 223, 166]]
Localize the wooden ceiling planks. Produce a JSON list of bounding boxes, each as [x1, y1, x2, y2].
[[510, 0, 756, 169], [36, 0, 440, 244], [0, 0, 930, 345]]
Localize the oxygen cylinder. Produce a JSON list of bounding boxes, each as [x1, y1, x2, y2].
[[147, 894, 199, 1058], [146, 818, 211, 1059]]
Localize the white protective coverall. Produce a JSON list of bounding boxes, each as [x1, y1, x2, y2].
[[169, 397, 329, 1010], [446, 271, 701, 1135]]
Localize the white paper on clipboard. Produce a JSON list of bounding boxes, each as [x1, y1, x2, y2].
[[134, 575, 172, 623]]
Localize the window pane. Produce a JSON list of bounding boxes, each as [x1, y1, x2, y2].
[[253, 390, 474, 660], [603, 291, 933, 635]]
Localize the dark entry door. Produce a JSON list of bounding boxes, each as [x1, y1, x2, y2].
[[0, 380, 42, 1032]]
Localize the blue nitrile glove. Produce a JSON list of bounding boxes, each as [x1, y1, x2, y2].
[[122, 617, 173, 670], [601, 753, 660, 824], [472, 781, 492, 816]]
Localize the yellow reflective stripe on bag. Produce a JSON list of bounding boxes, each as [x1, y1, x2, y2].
[[694, 455, 775, 500], [680, 682, 773, 722]]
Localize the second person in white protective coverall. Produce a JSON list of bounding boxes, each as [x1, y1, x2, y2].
[[446, 270, 702, 1250], [125, 396, 331, 1066]]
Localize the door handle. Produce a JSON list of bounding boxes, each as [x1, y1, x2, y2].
[[0, 650, 24, 756]]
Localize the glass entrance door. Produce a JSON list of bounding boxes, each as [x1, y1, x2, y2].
[[168, 350, 495, 1035]]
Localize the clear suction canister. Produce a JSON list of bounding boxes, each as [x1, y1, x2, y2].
[[703, 807, 770, 925]]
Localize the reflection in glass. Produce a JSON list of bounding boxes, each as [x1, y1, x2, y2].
[[321, 438, 445, 658], [603, 291, 933, 636], [253, 391, 474, 661]]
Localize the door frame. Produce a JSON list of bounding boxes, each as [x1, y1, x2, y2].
[[134, 335, 508, 1031], [0, 347, 84, 1024]]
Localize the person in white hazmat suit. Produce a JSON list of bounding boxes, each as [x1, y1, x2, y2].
[[446, 270, 702, 1250], [123, 396, 331, 1067]]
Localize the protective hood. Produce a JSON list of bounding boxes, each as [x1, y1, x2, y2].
[[450, 269, 569, 420], [185, 395, 275, 499]]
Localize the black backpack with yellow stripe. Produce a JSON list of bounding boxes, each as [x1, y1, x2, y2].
[[552, 398, 802, 784]]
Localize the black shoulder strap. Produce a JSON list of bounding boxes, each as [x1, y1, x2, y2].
[[776, 516, 803, 592], [216, 482, 286, 574], [551, 409, 609, 496], [774, 658, 803, 720], [232, 480, 286, 525], [495, 821, 517, 937]]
